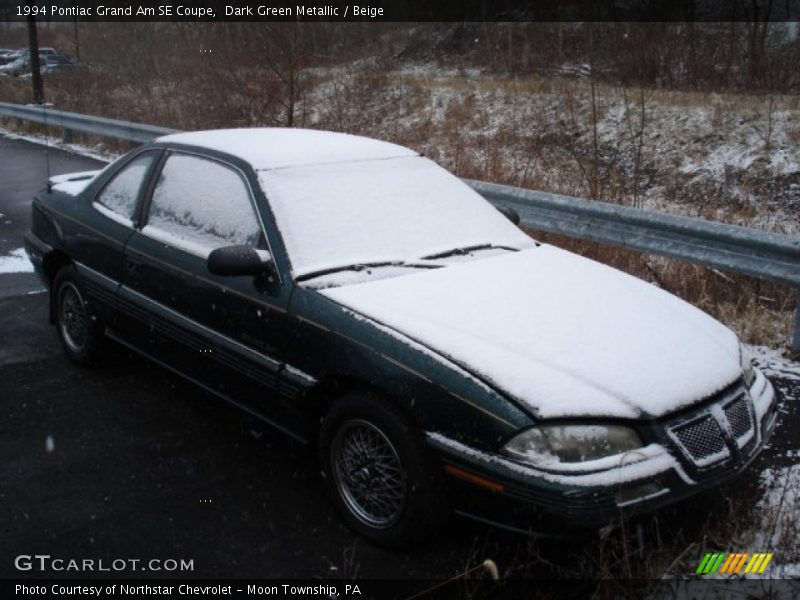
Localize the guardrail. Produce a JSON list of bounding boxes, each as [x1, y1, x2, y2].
[[0, 102, 179, 144], [2, 101, 799, 352]]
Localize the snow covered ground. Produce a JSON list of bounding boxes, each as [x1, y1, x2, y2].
[[0, 247, 33, 274], [0, 126, 115, 163], [746, 353, 800, 579], [302, 67, 800, 235], [749, 463, 800, 578], [750, 345, 800, 381]]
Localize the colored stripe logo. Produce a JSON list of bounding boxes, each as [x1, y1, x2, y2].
[[696, 552, 773, 574]]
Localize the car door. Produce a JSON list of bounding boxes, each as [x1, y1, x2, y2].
[[115, 150, 297, 431], [68, 150, 161, 326]]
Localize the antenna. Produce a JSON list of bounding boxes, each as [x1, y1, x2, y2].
[[43, 98, 52, 193], [26, 15, 50, 191]]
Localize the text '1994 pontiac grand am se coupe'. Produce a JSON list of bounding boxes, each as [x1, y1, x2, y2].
[[25, 128, 777, 547]]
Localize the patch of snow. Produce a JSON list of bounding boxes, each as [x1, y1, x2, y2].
[[51, 170, 103, 197], [0, 248, 33, 274], [748, 345, 800, 381], [262, 155, 533, 278], [49, 169, 103, 185], [747, 464, 800, 578], [158, 128, 416, 170], [0, 127, 116, 163], [395, 62, 486, 79], [323, 245, 741, 419]]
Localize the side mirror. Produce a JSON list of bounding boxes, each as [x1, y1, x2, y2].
[[207, 245, 275, 277], [496, 205, 521, 225]]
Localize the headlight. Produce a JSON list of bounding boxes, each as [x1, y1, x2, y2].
[[740, 343, 756, 388], [502, 424, 643, 466]]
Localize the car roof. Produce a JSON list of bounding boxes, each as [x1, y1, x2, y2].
[[156, 128, 418, 170]]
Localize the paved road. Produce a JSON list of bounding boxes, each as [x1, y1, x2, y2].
[[0, 293, 504, 580], [0, 135, 798, 584]]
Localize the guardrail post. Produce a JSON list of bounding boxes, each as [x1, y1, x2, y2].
[[62, 128, 72, 144], [793, 290, 800, 356]]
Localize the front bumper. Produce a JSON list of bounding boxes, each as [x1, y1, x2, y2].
[[428, 371, 778, 535]]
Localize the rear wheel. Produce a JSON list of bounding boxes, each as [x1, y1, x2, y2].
[[53, 266, 104, 366], [319, 391, 448, 548]]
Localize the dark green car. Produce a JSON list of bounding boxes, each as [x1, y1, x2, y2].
[[25, 128, 778, 547]]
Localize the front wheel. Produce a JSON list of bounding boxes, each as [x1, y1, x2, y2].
[[319, 392, 448, 548], [53, 266, 104, 366]]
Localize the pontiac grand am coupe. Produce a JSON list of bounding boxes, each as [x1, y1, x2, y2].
[[25, 129, 777, 547]]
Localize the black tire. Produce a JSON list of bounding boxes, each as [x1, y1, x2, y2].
[[319, 391, 448, 548], [52, 265, 104, 366]]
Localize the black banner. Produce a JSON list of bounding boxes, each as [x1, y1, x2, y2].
[[5, 579, 800, 600], [0, 0, 799, 23]]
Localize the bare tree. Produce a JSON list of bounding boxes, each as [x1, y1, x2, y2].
[[255, 24, 312, 127], [621, 84, 648, 208]]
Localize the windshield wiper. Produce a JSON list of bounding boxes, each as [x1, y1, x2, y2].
[[421, 244, 516, 260], [296, 261, 435, 283]]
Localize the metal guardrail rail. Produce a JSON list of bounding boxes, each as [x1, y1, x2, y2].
[[0, 102, 179, 144], [2, 101, 799, 351]]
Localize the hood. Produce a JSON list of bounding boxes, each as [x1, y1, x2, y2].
[[321, 246, 742, 419]]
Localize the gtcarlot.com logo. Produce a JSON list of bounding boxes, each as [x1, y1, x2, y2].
[[14, 554, 194, 572]]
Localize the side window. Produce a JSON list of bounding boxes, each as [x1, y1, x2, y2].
[[94, 153, 156, 224], [144, 154, 264, 256]]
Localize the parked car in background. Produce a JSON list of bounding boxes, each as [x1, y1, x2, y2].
[[25, 128, 778, 547], [0, 55, 29, 76], [46, 52, 76, 66], [0, 49, 76, 76], [0, 49, 24, 67]]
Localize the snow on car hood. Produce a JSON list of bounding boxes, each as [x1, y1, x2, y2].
[[321, 245, 742, 419]]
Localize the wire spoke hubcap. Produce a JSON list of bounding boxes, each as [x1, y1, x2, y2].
[[59, 282, 88, 353], [332, 419, 406, 528]]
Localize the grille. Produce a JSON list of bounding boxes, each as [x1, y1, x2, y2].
[[671, 416, 727, 463], [724, 395, 753, 440]]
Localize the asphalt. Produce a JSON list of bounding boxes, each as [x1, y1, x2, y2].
[[0, 135, 798, 583]]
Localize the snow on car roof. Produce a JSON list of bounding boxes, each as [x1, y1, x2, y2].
[[157, 128, 418, 170]]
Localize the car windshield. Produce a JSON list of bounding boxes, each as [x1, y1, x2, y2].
[[259, 155, 534, 281]]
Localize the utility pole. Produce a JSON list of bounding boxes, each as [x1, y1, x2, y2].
[[74, 17, 80, 61], [27, 15, 44, 104]]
